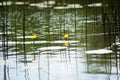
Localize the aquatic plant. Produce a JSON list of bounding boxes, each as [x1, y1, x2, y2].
[[31, 35, 37, 40], [64, 34, 69, 39], [31, 35, 37, 62], [64, 41, 69, 47]]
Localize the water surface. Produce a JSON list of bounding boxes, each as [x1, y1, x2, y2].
[[0, 1, 120, 80]]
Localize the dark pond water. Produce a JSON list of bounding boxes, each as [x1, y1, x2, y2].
[[0, 1, 120, 80]]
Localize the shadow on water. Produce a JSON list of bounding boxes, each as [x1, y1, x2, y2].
[[0, 0, 120, 80]]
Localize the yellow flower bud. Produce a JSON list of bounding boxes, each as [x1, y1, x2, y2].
[[31, 35, 37, 40], [64, 42, 69, 47], [64, 34, 69, 39]]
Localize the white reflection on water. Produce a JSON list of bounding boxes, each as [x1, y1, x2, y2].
[[0, 1, 12, 6], [16, 36, 32, 39], [0, 1, 29, 6], [30, 3, 50, 8], [86, 49, 113, 54], [30, 1, 55, 8], [43, 1, 55, 5], [15, 2, 28, 5], [54, 4, 83, 9], [0, 40, 78, 44], [67, 4, 83, 8], [37, 46, 67, 51], [88, 3, 102, 7], [0, 32, 14, 35]]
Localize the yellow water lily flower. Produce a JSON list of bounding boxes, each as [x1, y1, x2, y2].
[[64, 42, 69, 47], [31, 35, 37, 40], [64, 34, 69, 39]]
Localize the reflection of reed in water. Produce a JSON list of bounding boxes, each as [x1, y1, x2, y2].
[[86, 43, 120, 80], [31, 35, 37, 62]]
